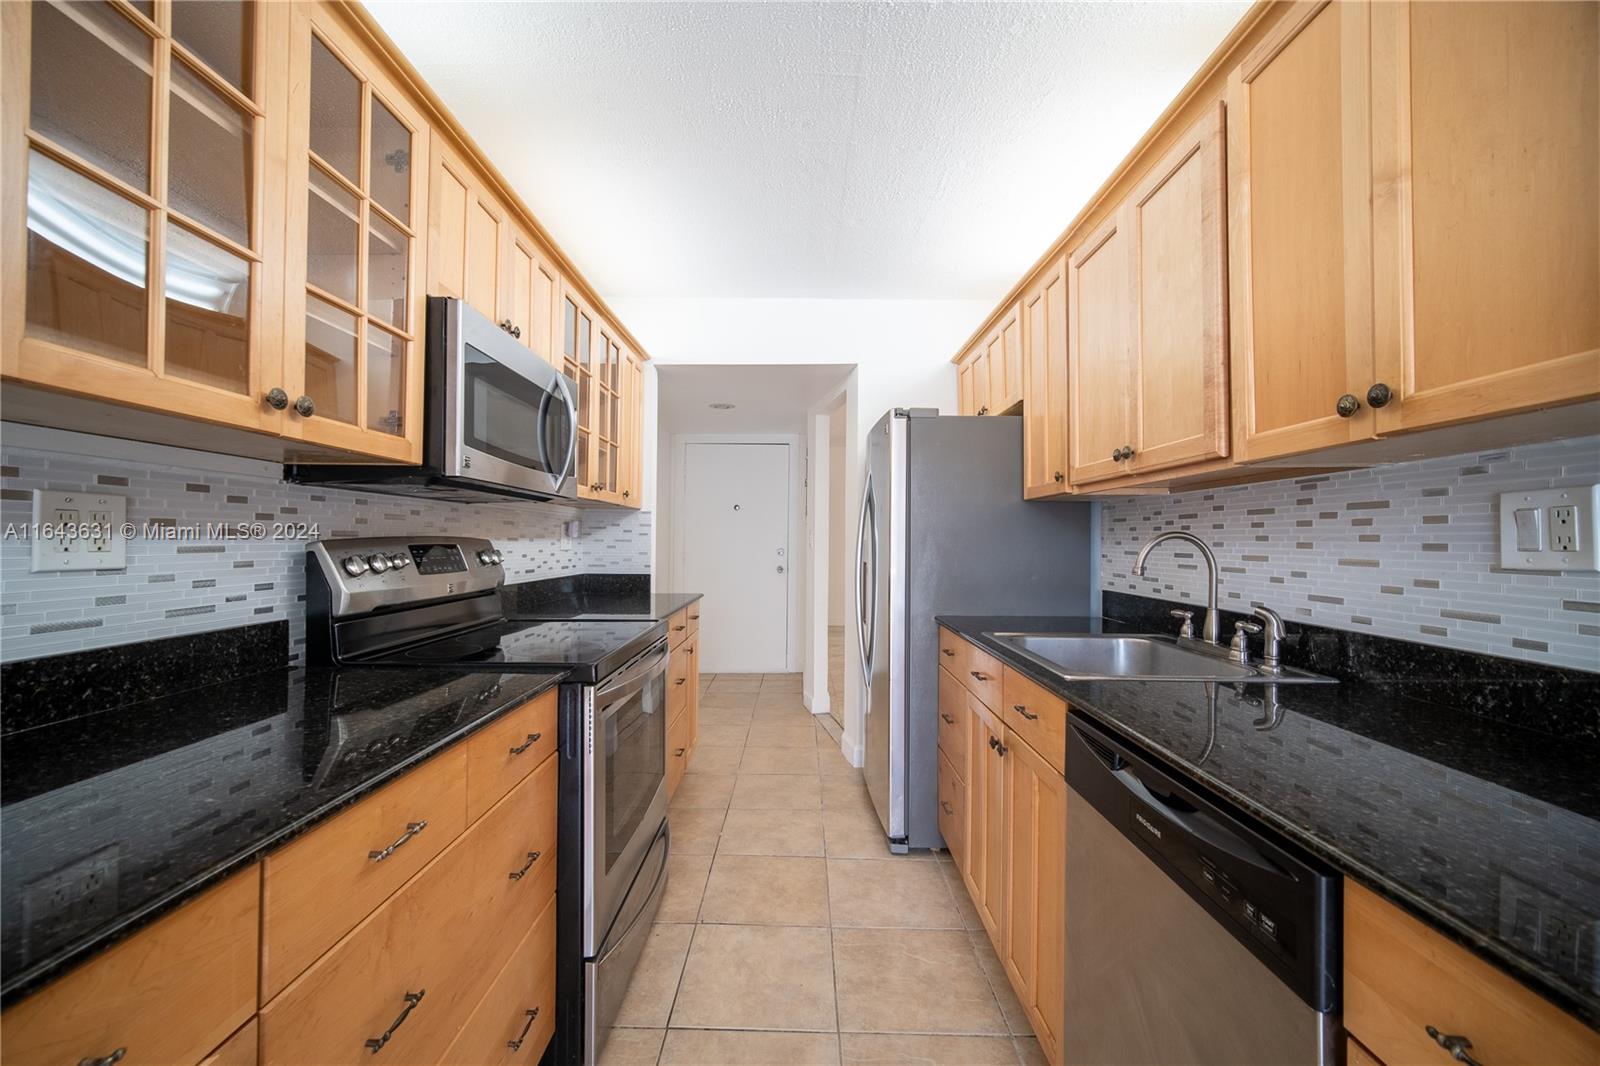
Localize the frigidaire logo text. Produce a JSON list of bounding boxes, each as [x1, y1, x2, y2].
[[1134, 812, 1162, 839]]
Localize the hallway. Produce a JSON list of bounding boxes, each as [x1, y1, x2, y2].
[[602, 673, 1045, 1065]]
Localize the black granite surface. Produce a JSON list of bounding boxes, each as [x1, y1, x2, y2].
[[937, 607, 1600, 1028], [502, 572, 703, 622], [0, 662, 564, 1004]]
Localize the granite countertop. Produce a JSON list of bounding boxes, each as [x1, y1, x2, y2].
[[502, 573, 702, 621], [937, 613, 1600, 1028], [0, 664, 565, 1005]]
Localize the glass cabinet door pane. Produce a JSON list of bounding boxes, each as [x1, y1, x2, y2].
[[369, 97, 412, 224], [304, 294, 357, 424], [563, 296, 577, 362], [25, 150, 149, 365], [164, 224, 249, 393], [578, 313, 592, 373], [308, 35, 360, 184], [366, 327, 406, 435], [306, 164, 358, 303], [367, 211, 407, 328], [171, 0, 253, 94], [30, 0, 153, 191], [168, 58, 252, 246]]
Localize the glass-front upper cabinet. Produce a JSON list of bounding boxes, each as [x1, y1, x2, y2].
[[2, 0, 287, 430], [281, 3, 428, 462], [561, 283, 602, 500]]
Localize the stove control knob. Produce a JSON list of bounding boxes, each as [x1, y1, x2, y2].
[[367, 553, 392, 574], [389, 553, 411, 570], [477, 549, 494, 565], [490, 549, 504, 564], [341, 555, 369, 577]]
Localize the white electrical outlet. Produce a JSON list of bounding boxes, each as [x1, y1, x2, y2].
[[1498, 485, 1600, 571], [30, 489, 128, 572]]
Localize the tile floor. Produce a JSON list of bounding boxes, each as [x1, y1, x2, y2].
[[602, 672, 1044, 1066]]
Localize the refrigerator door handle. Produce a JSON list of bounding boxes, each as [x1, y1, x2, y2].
[[855, 471, 876, 688]]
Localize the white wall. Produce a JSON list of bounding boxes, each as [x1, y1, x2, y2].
[[827, 409, 846, 627], [615, 297, 987, 763]]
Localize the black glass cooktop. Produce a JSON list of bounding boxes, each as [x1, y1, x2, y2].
[[357, 618, 664, 684]]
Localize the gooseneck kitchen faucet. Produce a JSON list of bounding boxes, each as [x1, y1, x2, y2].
[[1132, 531, 1221, 645]]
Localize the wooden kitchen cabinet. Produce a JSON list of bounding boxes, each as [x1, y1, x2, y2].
[[620, 345, 645, 505], [505, 224, 564, 369], [429, 140, 506, 326], [965, 693, 1008, 945], [1021, 255, 1070, 497], [1002, 724, 1066, 1066], [282, 2, 430, 461], [959, 303, 1023, 417], [957, 346, 983, 416], [1066, 216, 1135, 485]]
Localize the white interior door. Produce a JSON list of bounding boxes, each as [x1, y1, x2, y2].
[[680, 443, 790, 673]]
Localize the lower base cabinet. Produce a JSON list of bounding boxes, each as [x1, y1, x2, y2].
[[1002, 725, 1067, 1064], [440, 892, 557, 1065]]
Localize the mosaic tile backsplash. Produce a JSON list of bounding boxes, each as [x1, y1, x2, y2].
[[0, 435, 652, 663], [1100, 435, 1600, 673]]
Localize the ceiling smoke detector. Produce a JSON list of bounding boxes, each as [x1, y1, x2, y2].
[[708, 402, 736, 410]]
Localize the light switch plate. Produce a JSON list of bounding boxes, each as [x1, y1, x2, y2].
[[1498, 484, 1599, 571], [30, 489, 128, 572]]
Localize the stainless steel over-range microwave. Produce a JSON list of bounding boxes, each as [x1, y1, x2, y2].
[[287, 296, 578, 504]]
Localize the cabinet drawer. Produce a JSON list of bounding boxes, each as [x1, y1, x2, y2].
[[440, 893, 556, 1065], [687, 603, 702, 638], [2, 867, 258, 1066], [669, 642, 692, 719], [937, 666, 968, 777], [262, 747, 468, 1000], [1344, 880, 1600, 1066], [200, 1018, 258, 1066], [1001, 667, 1066, 776], [667, 710, 690, 799], [668, 609, 691, 649], [466, 689, 558, 823], [261, 756, 556, 1066], [937, 627, 968, 679], [965, 644, 1004, 710], [937, 746, 966, 868]]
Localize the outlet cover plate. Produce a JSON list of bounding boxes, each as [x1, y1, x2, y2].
[[1498, 484, 1600, 571], [30, 489, 127, 572]]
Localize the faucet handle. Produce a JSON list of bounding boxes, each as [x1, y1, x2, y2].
[[1229, 620, 1263, 666], [1169, 609, 1195, 639]]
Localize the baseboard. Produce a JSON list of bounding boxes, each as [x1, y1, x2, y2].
[[839, 733, 864, 767]]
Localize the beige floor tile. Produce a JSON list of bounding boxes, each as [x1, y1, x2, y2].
[[827, 859, 963, 929], [747, 722, 819, 749], [762, 672, 803, 682], [968, 930, 1031, 1035], [817, 743, 856, 776], [671, 925, 838, 1032], [752, 701, 811, 719], [697, 723, 752, 748], [730, 773, 823, 810], [755, 689, 807, 705], [671, 773, 737, 810], [658, 852, 713, 923], [661, 1029, 840, 1065], [741, 745, 821, 775], [820, 807, 912, 861], [822, 775, 877, 812], [710, 676, 763, 692], [699, 854, 830, 926], [701, 691, 759, 710], [613, 923, 695, 1027], [1013, 1037, 1048, 1066], [839, 1033, 1020, 1065], [943, 866, 986, 932], [699, 705, 755, 727], [718, 808, 827, 857], [668, 806, 726, 856], [598, 1027, 666, 1066], [686, 745, 744, 776], [833, 928, 1005, 1035]]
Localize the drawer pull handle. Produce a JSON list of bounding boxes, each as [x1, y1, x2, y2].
[[940, 800, 954, 815], [940, 648, 955, 657], [676, 678, 687, 686], [507, 1007, 541, 1052], [969, 670, 989, 682], [1425, 1027, 1483, 1066], [675, 747, 687, 756], [673, 624, 687, 632], [365, 990, 425, 1054], [1013, 704, 1039, 721], [369, 821, 427, 863], [79, 1050, 126, 1066], [509, 732, 542, 756], [940, 713, 955, 724], [987, 736, 1007, 757], [508, 851, 543, 881]]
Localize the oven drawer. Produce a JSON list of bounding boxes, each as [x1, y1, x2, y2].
[[260, 756, 556, 1066], [440, 893, 556, 1066], [262, 747, 468, 1000], [1, 867, 258, 1066], [666, 709, 691, 799], [668, 608, 691, 649], [466, 688, 558, 822]]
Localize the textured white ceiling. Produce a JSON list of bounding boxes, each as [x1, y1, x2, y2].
[[368, 1, 1250, 301], [656, 363, 853, 434]]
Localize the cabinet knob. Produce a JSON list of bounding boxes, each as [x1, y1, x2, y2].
[[977, 405, 988, 415], [265, 387, 289, 410], [1111, 448, 1122, 462], [513, 325, 522, 339], [1367, 382, 1393, 408], [1053, 471, 1064, 483], [293, 395, 316, 418], [623, 490, 630, 498], [1336, 393, 1361, 418]]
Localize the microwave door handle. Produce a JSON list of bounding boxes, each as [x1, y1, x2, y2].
[[550, 375, 579, 483]]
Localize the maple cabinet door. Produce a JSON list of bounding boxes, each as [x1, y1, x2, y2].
[[1021, 258, 1070, 497], [1066, 218, 1136, 485]]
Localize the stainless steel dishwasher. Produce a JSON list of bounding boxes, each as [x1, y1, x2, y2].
[[1064, 713, 1340, 1065]]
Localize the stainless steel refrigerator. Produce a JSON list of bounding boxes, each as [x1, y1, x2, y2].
[[856, 409, 1098, 851]]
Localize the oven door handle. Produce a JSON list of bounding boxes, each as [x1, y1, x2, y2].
[[596, 642, 670, 712]]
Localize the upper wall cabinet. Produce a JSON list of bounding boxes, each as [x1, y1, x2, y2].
[[506, 224, 564, 370], [1231, 0, 1598, 462], [1021, 256, 1069, 497], [2, 0, 290, 434], [429, 141, 505, 325], [1066, 216, 1135, 485], [282, 3, 430, 461], [958, 301, 1023, 417]]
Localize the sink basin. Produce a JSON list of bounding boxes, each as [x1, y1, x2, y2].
[[985, 633, 1335, 684]]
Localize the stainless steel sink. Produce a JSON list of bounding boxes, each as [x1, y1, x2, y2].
[[985, 633, 1336, 684]]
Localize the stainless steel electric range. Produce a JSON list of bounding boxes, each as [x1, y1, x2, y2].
[[306, 536, 670, 1066]]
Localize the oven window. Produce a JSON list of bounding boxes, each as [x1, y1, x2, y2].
[[462, 343, 571, 474], [602, 667, 666, 875]]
